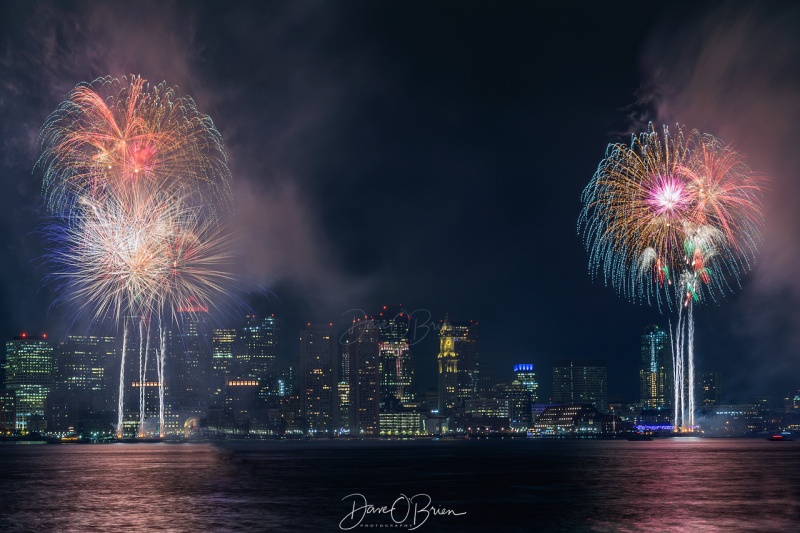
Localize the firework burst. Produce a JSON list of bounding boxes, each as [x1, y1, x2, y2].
[[580, 123, 764, 308], [579, 123, 765, 430], [39, 74, 235, 438], [45, 188, 233, 325], [38, 75, 231, 221]]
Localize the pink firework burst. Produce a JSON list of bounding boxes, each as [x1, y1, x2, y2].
[[647, 175, 689, 217]]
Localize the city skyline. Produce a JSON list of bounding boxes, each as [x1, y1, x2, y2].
[[1, 308, 791, 408], [1, 3, 799, 531], [0, 2, 798, 411], [0, 312, 772, 412]]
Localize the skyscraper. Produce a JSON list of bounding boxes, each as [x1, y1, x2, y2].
[[240, 314, 280, 394], [497, 380, 532, 430], [513, 364, 539, 403], [5, 334, 54, 433], [452, 320, 480, 402], [702, 372, 721, 405], [343, 318, 380, 436], [377, 306, 414, 405], [437, 316, 459, 413], [553, 359, 608, 411], [0, 390, 15, 436], [437, 316, 480, 413], [639, 325, 672, 409], [211, 328, 237, 398], [170, 304, 213, 414], [48, 335, 115, 433], [300, 323, 338, 435]]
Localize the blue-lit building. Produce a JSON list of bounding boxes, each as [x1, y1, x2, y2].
[[513, 364, 538, 403]]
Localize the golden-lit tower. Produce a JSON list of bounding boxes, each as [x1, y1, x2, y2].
[[437, 315, 459, 413]]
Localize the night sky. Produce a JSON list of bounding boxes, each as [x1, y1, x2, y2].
[[1, 1, 799, 402]]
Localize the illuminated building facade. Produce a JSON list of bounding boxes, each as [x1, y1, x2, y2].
[[48, 335, 115, 433], [464, 398, 509, 419], [377, 306, 414, 405], [639, 325, 672, 409], [378, 412, 425, 436], [224, 379, 261, 424], [452, 320, 480, 402], [496, 381, 532, 430], [437, 316, 480, 413], [437, 316, 459, 413], [0, 390, 16, 436], [240, 314, 280, 394], [344, 318, 380, 436], [534, 404, 621, 436], [337, 381, 350, 434], [514, 364, 539, 403], [212, 328, 237, 374], [300, 324, 338, 435], [5, 334, 54, 433], [56, 335, 113, 396], [553, 359, 608, 411], [211, 328, 237, 398], [702, 371, 721, 405]]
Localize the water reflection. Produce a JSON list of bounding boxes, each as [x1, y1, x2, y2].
[[0, 439, 797, 531]]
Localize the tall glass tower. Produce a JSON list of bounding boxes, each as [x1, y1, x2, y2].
[[639, 325, 673, 410], [240, 314, 280, 394]]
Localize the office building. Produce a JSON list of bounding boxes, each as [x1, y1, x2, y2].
[[514, 364, 539, 403], [437, 315, 480, 413], [5, 334, 54, 433], [533, 404, 620, 436], [0, 390, 16, 436], [240, 314, 280, 393], [379, 411, 425, 436], [553, 359, 608, 411], [640, 325, 672, 409], [211, 328, 238, 398], [452, 319, 480, 402], [377, 306, 415, 405], [702, 371, 721, 405], [300, 323, 338, 435], [343, 317, 380, 436], [48, 335, 115, 433], [170, 304, 213, 414], [496, 380, 532, 430]]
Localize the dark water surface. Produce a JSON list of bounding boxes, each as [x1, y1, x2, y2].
[[1, 438, 799, 532]]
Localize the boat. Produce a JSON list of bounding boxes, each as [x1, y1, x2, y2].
[[767, 431, 795, 441]]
